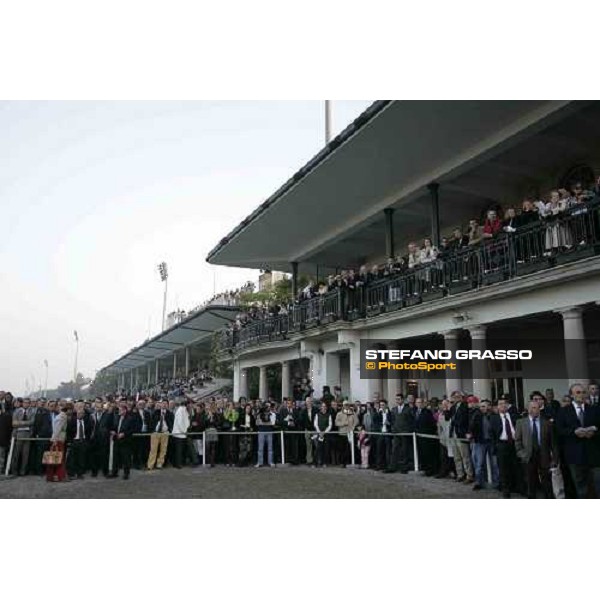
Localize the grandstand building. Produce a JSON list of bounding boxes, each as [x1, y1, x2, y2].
[[208, 101, 600, 410]]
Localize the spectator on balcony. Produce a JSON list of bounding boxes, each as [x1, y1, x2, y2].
[[502, 207, 517, 233], [516, 199, 540, 228], [467, 219, 483, 245], [541, 190, 571, 252], [420, 238, 438, 263], [482, 209, 502, 239], [450, 227, 469, 250], [368, 264, 381, 284], [407, 242, 421, 268]]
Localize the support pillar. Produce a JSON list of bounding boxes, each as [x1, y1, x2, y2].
[[556, 306, 589, 386], [291, 261, 298, 300], [147, 363, 151, 387], [443, 329, 462, 400], [386, 342, 402, 406], [468, 325, 491, 401], [130, 370, 134, 392], [281, 361, 291, 399], [259, 365, 268, 401], [384, 207, 395, 259], [172, 352, 177, 379], [185, 346, 190, 377], [155, 359, 159, 384], [428, 182, 440, 248], [240, 367, 248, 400], [324, 352, 341, 391]]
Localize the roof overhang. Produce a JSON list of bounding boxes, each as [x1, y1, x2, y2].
[[100, 305, 238, 375], [206, 100, 596, 272]]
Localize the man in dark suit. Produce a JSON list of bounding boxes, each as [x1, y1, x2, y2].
[[556, 383, 600, 498], [31, 400, 55, 475], [468, 399, 499, 491], [66, 404, 93, 479], [299, 398, 317, 465], [110, 404, 136, 479], [449, 391, 474, 483], [131, 398, 152, 469], [279, 398, 301, 465], [490, 398, 520, 498], [89, 399, 114, 477], [391, 393, 414, 473], [372, 400, 393, 471], [515, 398, 559, 498], [413, 397, 436, 475]]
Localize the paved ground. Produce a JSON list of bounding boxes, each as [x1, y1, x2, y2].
[[0, 467, 499, 499]]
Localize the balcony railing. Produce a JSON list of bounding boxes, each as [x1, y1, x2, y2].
[[218, 200, 600, 353]]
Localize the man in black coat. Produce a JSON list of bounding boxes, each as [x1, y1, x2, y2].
[[131, 399, 152, 469], [556, 383, 600, 498], [89, 399, 114, 477], [299, 398, 317, 465], [31, 400, 55, 475], [372, 400, 393, 471], [413, 398, 436, 475], [66, 404, 94, 479], [0, 399, 13, 474], [279, 398, 301, 465], [391, 394, 414, 473], [489, 398, 520, 498], [449, 392, 474, 483], [110, 405, 136, 479]]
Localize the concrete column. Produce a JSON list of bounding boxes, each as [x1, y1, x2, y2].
[[240, 367, 248, 399], [324, 352, 341, 390], [259, 365, 268, 401], [185, 346, 190, 377], [147, 363, 151, 387], [468, 325, 492, 401], [155, 359, 159, 384], [443, 329, 462, 400], [428, 182, 441, 248], [291, 261, 298, 299], [384, 208, 395, 259], [281, 361, 291, 399], [135, 368, 139, 389], [172, 352, 177, 378], [233, 361, 241, 401], [556, 306, 589, 386], [386, 342, 402, 406], [130, 370, 134, 392]]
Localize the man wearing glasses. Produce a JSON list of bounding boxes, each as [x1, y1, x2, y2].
[[556, 383, 600, 498]]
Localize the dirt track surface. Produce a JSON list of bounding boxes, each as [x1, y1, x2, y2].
[[0, 466, 499, 499]]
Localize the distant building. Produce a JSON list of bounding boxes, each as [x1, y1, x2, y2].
[[258, 270, 288, 292]]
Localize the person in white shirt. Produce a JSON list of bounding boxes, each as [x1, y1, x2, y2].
[[171, 400, 191, 469]]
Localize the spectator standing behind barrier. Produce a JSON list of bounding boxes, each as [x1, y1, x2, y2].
[[300, 398, 317, 466], [238, 404, 255, 467], [90, 400, 114, 477], [314, 402, 332, 468], [449, 391, 474, 484], [222, 401, 240, 467], [489, 398, 519, 499], [11, 398, 33, 476], [0, 398, 13, 473], [556, 383, 600, 498], [46, 403, 69, 483], [171, 400, 191, 469], [435, 399, 455, 479], [256, 404, 277, 467], [514, 399, 558, 499], [372, 400, 392, 471], [357, 425, 370, 468], [335, 401, 358, 467], [204, 404, 221, 468], [110, 404, 135, 480], [66, 403, 92, 479], [391, 394, 415, 474], [468, 399, 499, 491], [32, 400, 54, 476], [280, 398, 301, 465], [147, 401, 174, 471], [414, 398, 437, 476], [131, 399, 151, 470]]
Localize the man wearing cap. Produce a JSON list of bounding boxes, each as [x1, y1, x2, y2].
[[449, 391, 474, 484]]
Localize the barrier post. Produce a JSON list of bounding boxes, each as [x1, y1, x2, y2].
[[349, 431, 356, 468], [108, 437, 114, 474], [280, 430, 286, 466], [202, 432, 206, 467], [4, 436, 15, 476], [412, 433, 420, 473]]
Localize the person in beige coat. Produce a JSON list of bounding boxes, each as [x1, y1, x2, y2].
[[46, 404, 69, 482], [335, 402, 359, 466]]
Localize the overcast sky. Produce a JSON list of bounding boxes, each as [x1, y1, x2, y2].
[[0, 101, 371, 395]]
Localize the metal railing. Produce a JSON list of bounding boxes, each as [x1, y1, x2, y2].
[[219, 201, 600, 352]]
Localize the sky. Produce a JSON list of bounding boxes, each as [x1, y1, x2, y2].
[[0, 101, 371, 395]]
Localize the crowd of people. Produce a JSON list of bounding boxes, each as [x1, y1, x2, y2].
[[222, 179, 600, 342], [1, 380, 599, 498]]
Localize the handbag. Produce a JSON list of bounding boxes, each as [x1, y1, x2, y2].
[[550, 466, 565, 499], [42, 444, 63, 466]]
